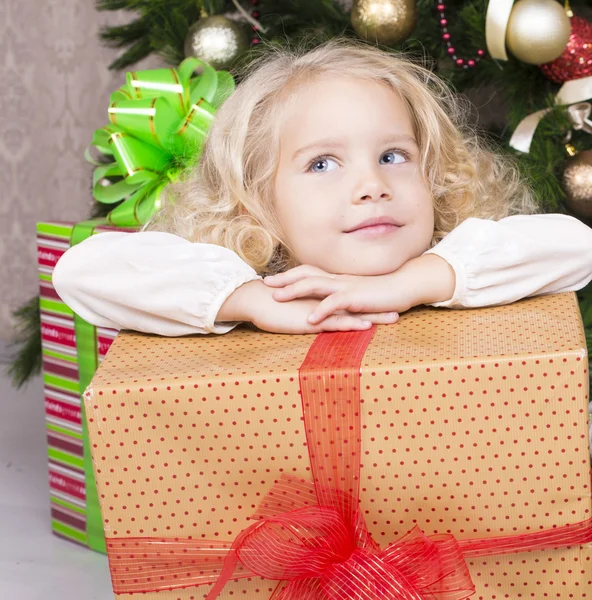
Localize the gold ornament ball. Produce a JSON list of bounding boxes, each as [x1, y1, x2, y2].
[[506, 0, 571, 64], [184, 15, 249, 70], [562, 150, 592, 219], [351, 0, 417, 46]]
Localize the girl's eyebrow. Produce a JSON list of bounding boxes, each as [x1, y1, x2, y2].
[[291, 133, 418, 161], [291, 139, 343, 161]]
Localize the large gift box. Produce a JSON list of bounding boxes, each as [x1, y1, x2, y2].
[[84, 292, 592, 599], [37, 219, 133, 552]]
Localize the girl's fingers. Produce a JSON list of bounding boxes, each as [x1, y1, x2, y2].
[[313, 314, 373, 332], [311, 304, 399, 326], [312, 312, 399, 333], [272, 277, 341, 301], [264, 265, 332, 287], [363, 312, 399, 324], [307, 294, 349, 324]]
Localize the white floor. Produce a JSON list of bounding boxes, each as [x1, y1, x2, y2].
[[0, 343, 113, 599]]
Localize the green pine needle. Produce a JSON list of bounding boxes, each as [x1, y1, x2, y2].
[[99, 16, 152, 48], [107, 37, 153, 71], [96, 0, 134, 10], [96, 0, 203, 70], [4, 296, 42, 389]]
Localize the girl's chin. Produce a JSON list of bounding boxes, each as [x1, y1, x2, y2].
[[328, 258, 410, 276]]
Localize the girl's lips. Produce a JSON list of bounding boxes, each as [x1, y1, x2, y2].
[[346, 223, 401, 238]]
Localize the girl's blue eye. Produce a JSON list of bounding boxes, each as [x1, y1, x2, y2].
[[309, 157, 338, 173], [307, 149, 409, 173], [380, 150, 407, 165]]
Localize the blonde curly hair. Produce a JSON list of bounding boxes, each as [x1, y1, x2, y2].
[[145, 37, 538, 275]]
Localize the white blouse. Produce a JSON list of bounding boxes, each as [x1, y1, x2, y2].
[[52, 213, 592, 336]]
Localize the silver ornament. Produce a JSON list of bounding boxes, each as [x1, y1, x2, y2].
[[184, 15, 249, 70]]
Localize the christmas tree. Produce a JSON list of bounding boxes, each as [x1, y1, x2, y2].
[[8, 0, 592, 387]]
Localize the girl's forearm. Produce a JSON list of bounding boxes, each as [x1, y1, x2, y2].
[[396, 254, 456, 308], [217, 280, 265, 323]]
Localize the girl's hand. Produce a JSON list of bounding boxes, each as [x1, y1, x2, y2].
[[218, 280, 399, 334], [263, 255, 456, 324], [250, 294, 399, 334], [265, 266, 410, 324]]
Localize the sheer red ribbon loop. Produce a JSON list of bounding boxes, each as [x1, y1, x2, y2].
[[202, 476, 474, 600], [104, 329, 592, 599]]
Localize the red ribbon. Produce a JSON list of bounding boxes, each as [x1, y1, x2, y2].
[[105, 328, 592, 598]]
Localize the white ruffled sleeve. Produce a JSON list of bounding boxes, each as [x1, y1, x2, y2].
[[423, 214, 592, 308], [52, 231, 262, 336]]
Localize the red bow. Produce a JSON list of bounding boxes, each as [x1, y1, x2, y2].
[[204, 473, 474, 600]]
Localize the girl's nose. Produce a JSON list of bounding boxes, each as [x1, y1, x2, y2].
[[358, 190, 392, 202], [353, 175, 393, 203], [351, 161, 394, 203]]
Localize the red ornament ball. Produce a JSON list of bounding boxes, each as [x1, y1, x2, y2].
[[539, 16, 592, 84]]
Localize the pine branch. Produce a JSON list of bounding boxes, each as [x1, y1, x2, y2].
[[97, 0, 201, 70], [204, 0, 228, 14], [234, 0, 351, 45], [107, 37, 153, 71], [96, 0, 135, 10], [146, 3, 202, 66], [99, 15, 152, 48], [4, 296, 42, 389]]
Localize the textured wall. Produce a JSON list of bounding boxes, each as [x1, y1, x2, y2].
[[0, 0, 162, 341]]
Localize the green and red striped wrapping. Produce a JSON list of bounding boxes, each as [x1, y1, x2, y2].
[[37, 219, 135, 552]]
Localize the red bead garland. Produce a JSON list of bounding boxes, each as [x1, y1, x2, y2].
[[437, 2, 485, 68], [250, 0, 261, 45]]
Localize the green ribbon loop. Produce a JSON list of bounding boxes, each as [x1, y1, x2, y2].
[[88, 58, 235, 226]]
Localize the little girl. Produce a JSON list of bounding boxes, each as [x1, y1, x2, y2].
[[53, 39, 592, 336]]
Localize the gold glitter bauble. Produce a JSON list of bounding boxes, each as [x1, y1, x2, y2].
[[506, 0, 571, 65], [184, 16, 249, 70], [351, 0, 417, 45], [563, 150, 592, 219]]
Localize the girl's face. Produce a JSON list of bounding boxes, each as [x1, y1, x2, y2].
[[273, 75, 434, 276]]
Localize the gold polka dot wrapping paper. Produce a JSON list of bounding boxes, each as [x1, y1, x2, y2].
[[85, 292, 592, 599]]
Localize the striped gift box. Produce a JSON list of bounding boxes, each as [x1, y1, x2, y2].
[[37, 221, 130, 550]]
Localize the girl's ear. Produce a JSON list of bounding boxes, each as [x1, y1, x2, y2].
[[238, 205, 248, 216]]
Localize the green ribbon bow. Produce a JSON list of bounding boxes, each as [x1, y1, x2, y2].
[[88, 58, 235, 226]]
